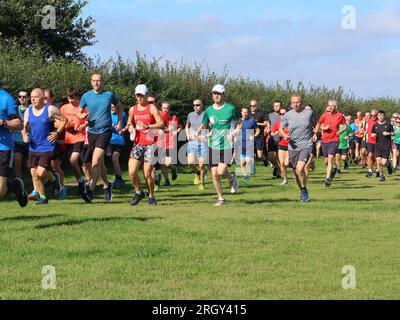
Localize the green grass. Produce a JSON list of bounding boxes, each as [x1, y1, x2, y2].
[[1, 159, 400, 300]]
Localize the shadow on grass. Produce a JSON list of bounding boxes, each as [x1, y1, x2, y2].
[[35, 216, 162, 230], [0, 214, 65, 222]]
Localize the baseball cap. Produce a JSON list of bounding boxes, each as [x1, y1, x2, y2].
[[212, 84, 225, 94], [135, 84, 148, 96]]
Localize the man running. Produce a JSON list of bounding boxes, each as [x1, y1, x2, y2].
[[159, 101, 181, 186], [196, 84, 239, 206], [186, 99, 207, 190], [78, 72, 123, 203], [336, 116, 354, 173], [372, 110, 394, 182], [235, 107, 260, 182], [107, 104, 128, 188], [268, 101, 283, 178], [60, 89, 88, 195], [365, 109, 379, 178], [272, 108, 289, 185], [392, 116, 400, 172], [13, 90, 30, 180], [0, 87, 28, 207], [127, 84, 164, 206], [250, 100, 269, 170], [22, 88, 66, 205], [315, 100, 347, 187], [279, 94, 317, 202]]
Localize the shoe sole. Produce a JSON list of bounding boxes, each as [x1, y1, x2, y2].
[[12, 180, 28, 208]]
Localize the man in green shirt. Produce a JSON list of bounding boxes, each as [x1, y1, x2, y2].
[[336, 122, 354, 174], [197, 84, 239, 206]]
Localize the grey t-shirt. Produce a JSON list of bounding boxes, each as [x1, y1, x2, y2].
[[187, 111, 205, 142], [280, 108, 316, 151]]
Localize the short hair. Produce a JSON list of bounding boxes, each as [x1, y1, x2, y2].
[[378, 110, 385, 115], [19, 90, 30, 96], [91, 71, 103, 79], [161, 101, 171, 106], [67, 89, 79, 98], [291, 94, 302, 100], [328, 100, 337, 106], [274, 100, 283, 106], [44, 89, 55, 98]]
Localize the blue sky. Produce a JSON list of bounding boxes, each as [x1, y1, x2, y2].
[[82, 0, 400, 99]]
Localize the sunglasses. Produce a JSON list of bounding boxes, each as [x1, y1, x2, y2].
[[135, 94, 144, 98], [19, 96, 27, 99], [280, 113, 286, 115], [212, 92, 222, 95], [250, 105, 257, 107], [193, 104, 201, 107]]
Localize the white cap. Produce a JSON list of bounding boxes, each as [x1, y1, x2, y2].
[[212, 84, 225, 94], [135, 84, 148, 96]]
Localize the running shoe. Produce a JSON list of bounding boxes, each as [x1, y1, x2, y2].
[[148, 197, 157, 206], [379, 175, 386, 182], [113, 178, 124, 189], [194, 173, 200, 185], [281, 179, 288, 186], [35, 198, 49, 206], [78, 181, 85, 196], [12, 178, 28, 208], [163, 179, 171, 187], [104, 182, 113, 202], [130, 191, 145, 206], [199, 184, 205, 191], [81, 184, 93, 203], [325, 178, 332, 187], [230, 172, 239, 194], [250, 164, 256, 175], [387, 163, 393, 175], [376, 171, 380, 178], [172, 166, 178, 181], [365, 172, 373, 178], [214, 199, 225, 206], [301, 189, 310, 202], [52, 172, 61, 195], [28, 190, 40, 201], [58, 186, 68, 200]]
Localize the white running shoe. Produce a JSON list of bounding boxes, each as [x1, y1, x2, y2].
[[230, 172, 239, 194]]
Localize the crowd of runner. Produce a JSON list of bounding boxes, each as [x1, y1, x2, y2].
[[1, 72, 399, 207]]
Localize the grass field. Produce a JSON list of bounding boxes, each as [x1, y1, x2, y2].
[[1, 159, 400, 300]]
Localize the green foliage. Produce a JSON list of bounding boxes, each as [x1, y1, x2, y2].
[[1, 43, 399, 119], [0, 0, 95, 60]]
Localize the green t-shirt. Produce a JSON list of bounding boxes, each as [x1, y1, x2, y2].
[[339, 124, 353, 150], [394, 126, 400, 145], [202, 103, 240, 150]]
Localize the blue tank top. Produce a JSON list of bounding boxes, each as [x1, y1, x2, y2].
[[29, 104, 55, 153]]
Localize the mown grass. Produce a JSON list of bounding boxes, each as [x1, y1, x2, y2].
[[1, 159, 400, 300]]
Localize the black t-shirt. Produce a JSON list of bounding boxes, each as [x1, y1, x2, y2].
[[372, 121, 394, 148], [251, 111, 266, 136]]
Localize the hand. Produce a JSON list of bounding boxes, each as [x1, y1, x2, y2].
[[312, 134, 318, 143], [22, 133, 29, 144], [344, 136, 349, 140], [383, 132, 390, 136], [320, 124, 329, 131], [76, 123, 87, 132], [78, 112, 88, 120], [48, 132, 58, 143]]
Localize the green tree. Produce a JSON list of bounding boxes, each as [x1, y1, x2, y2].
[[0, 0, 95, 60]]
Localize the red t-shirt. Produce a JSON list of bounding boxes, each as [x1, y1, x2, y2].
[[319, 112, 346, 143], [60, 103, 87, 144], [366, 119, 378, 144], [272, 119, 289, 147], [159, 112, 181, 150], [131, 104, 156, 146]]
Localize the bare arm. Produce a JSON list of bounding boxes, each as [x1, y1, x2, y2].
[[48, 106, 67, 143], [0, 115, 23, 132]]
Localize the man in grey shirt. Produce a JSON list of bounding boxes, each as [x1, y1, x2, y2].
[[279, 94, 317, 202]]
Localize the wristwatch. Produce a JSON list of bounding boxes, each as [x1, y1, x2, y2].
[[0, 119, 7, 128]]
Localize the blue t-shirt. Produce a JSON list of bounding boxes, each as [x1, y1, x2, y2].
[[110, 112, 128, 146], [80, 90, 119, 134], [0, 89, 17, 151], [349, 122, 358, 142], [241, 118, 257, 147]]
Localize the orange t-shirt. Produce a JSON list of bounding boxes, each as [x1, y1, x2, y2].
[[60, 103, 87, 145]]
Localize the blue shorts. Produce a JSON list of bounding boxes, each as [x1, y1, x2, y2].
[[187, 142, 207, 158]]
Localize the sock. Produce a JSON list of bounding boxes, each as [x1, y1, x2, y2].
[[301, 187, 307, 192], [369, 169, 372, 173]]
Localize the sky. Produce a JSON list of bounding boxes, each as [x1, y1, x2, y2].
[[82, 0, 400, 99]]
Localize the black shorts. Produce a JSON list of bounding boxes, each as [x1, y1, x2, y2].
[[279, 145, 288, 151], [28, 152, 53, 170], [208, 148, 233, 168], [0, 151, 11, 177], [361, 140, 367, 149], [254, 136, 265, 152], [66, 142, 84, 155], [367, 143, 376, 154], [107, 144, 124, 157], [14, 143, 29, 159], [267, 136, 279, 152], [374, 145, 391, 159], [338, 148, 349, 156], [85, 130, 112, 163], [355, 137, 363, 144], [82, 144, 90, 165], [322, 142, 339, 157]]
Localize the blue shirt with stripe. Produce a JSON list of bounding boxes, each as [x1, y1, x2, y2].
[[0, 89, 17, 151]]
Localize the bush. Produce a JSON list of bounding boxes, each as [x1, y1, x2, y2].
[[1, 43, 400, 121]]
